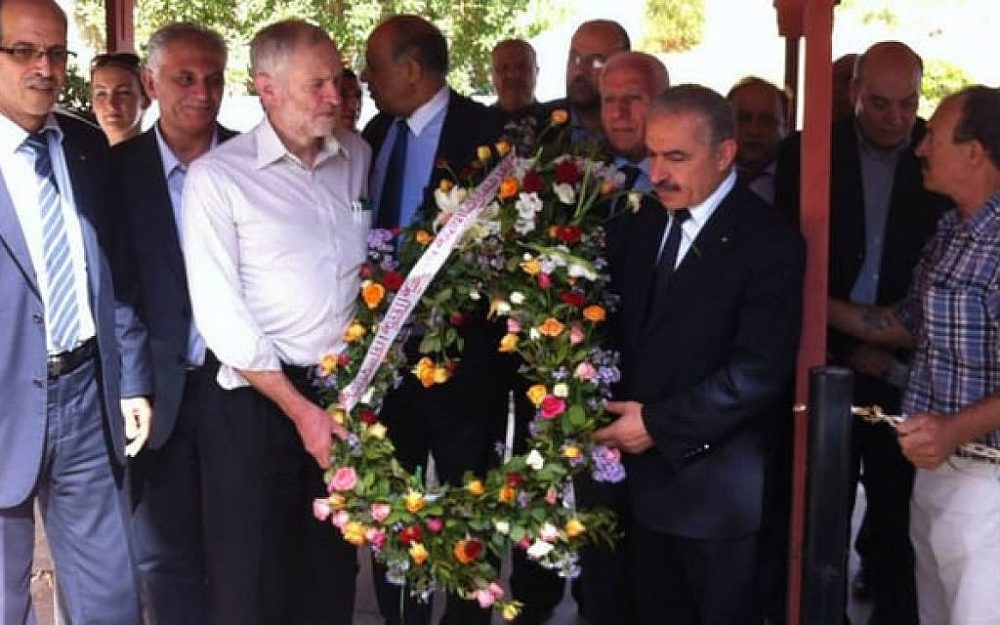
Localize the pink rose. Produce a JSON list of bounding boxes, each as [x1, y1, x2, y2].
[[330, 466, 358, 492], [366, 528, 387, 550], [544, 488, 559, 505], [475, 589, 496, 609], [488, 582, 505, 600], [507, 318, 521, 333], [573, 361, 596, 381], [426, 517, 444, 533], [568, 324, 585, 345], [331, 510, 350, 529], [539, 395, 566, 420], [518, 537, 532, 550], [370, 503, 391, 523], [312, 498, 331, 521], [600, 447, 621, 463], [538, 273, 551, 289]]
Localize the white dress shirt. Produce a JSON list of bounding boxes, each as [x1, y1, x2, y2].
[[0, 113, 96, 353], [657, 169, 737, 268], [181, 116, 372, 389]]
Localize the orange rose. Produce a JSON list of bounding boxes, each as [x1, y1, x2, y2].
[[453, 538, 485, 564], [498, 485, 516, 504], [404, 490, 426, 513], [520, 258, 541, 275], [551, 109, 569, 125], [438, 178, 454, 193], [538, 317, 565, 337], [362, 281, 386, 309], [495, 140, 512, 157], [466, 479, 485, 497], [600, 178, 617, 196], [414, 230, 433, 246], [342, 521, 367, 546], [498, 176, 519, 200], [413, 357, 437, 387], [329, 493, 347, 510], [582, 305, 606, 322]]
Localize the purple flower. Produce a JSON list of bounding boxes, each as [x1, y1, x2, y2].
[[368, 229, 394, 248], [591, 444, 626, 483]]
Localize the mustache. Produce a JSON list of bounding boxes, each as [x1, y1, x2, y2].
[[654, 180, 682, 194], [26, 76, 58, 89]]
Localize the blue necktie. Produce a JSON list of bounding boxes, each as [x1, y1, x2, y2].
[[377, 118, 409, 229], [644, 209, 690, 324], [24, 131, 81, 352]]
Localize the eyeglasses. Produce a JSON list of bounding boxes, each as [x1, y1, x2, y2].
[[91, 52, 140, 72], [0, 44, 76, 65], [568, 52, 606, 72]]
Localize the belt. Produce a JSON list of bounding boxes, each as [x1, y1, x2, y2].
[[47, 338, 96, 378], [281, 362, 314, 384]]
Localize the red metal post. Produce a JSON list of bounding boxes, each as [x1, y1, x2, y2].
[[104, 0, 135, 53], [784, 0, 835, 623]]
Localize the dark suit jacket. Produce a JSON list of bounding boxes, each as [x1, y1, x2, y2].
[[608, 185, 805, 539], [774, 117, 950, 406], [112, 124, 237, 449], [0, 113, 152, 507]]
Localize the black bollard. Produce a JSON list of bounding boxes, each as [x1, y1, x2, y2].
[[800, 366, 853, 625]]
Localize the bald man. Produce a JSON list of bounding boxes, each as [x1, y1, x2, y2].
[[727, 77, 787, 205], [776, 41, 952, 625], [490, 38, 543, 121]]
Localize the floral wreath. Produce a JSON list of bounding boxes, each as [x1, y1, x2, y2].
[[312, 112, 635, 619]]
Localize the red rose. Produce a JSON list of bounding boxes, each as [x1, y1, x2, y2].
[[522, 171, 544, 194], [399, 524, 423, 545], [560, 292, 586, 308], [464, 537, 485, 560], [555, 226, 582, 244], [359, 409, 378, 425], [360, 264, 375, 278], [449, 312, 466, 326], [553, 160, 582, 185], [383, 271, 404, 291], [505, 472, 523, 488]]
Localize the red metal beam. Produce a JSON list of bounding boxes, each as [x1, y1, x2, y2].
[[104, 0, 135, 52], [783, 0, 835, 623]]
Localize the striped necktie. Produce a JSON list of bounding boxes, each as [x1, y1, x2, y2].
[[24, 130, 81, 352]]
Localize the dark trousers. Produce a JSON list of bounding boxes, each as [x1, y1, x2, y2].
[[849, 376, 916, 625], [199, 368, 357, 625], [631, 524, 761, 625], [0, 357, 141, 625], [374, 364, 507, 625], [129, 362, 219, 625]]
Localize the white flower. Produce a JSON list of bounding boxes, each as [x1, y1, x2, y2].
[[494, 520, 510, 535], [627, 190, 643, 213], [539, 522, 560, 542], [433, 186, 468, 214], [567, 263, 598, 280], [522, 252, 534, 261], [510, 291, 526, 305], [515, 192, 543, 218], [525, 449, 545, 470], [527, 539, 554, 560], [552, 383, 569, 398], [554, 183, 576, 205], [361, 387, 375, 405], [495, 301, 512, 315], [529, 328, 541, 340], [469, 289, 481, 301], [514, 218, 536, 236]]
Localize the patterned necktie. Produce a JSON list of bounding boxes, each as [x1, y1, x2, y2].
[[376, 118, 409, 229], [24, 131, 81, 352]]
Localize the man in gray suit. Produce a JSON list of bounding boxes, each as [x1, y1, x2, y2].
[[0, 0, 152, 623]]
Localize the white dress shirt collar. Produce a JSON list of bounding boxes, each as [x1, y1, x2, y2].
[[405, 85, 450, 136], [686, 168, 737, 229], [0, 112, 63, 154], [254, 115, 349, 170]]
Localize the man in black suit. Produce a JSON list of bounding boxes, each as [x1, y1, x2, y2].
[[596, 85, 804, 625], [112, 22, 233, 625], [490, 39, 544, 123], [774, 41, 950, 625], [360, 14, 507, 625]]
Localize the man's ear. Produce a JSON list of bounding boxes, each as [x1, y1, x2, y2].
[[717, 137, 738, 171], [141, 67, 157, 101], [254, 73, 275, 106]]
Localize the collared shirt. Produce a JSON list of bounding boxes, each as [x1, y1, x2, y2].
[[741, 161, 777, 206], [0, 112, 96, 353], [370, 86, 449, 227], [181, 116, 371, 389], [153, 123, 219, 366], [656, 170, 736, 268], [613, 155, 652, 194], [850, 130, 907, 304], [896, 191, 1000, 450]]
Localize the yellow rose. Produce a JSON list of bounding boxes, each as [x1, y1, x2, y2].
[[329, 408, 346, 425], [495, 140, 512, 156], [319, 354, 337, 376], [562, 445, 582, 460], [520, 259, 541, 276], [550, 109, 569, 125], [342, 521, 367, 546], [477, 145, 492, 163], [498, 176, 519, 200], [466, 479, 485, 497], [538, 317, 565, 338], [362, 281, 386, 309], [344, 321, 366, 342], [499, 333, 519, 353], [501, 602, 522, 620], [582, 305, 606, 322], [365, 422, 387, 440], [413, 357, 437, 388], [526, 384, 548, 406], [329, 493, 347, 510], [433, 365, 450, 384], [404, 490, 426, 513], [409, 542, 429, 565], [565, 518, 586, 539], [414, 230, 433, 246]]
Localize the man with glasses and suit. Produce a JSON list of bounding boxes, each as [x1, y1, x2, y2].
[[0, 0, 152, 623]]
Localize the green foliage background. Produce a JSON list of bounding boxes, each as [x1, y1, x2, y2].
[[72, 0, 563, 95], [638, 0, 704, 53]]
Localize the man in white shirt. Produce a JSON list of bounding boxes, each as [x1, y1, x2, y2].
[[181, 19, 369, 625]]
